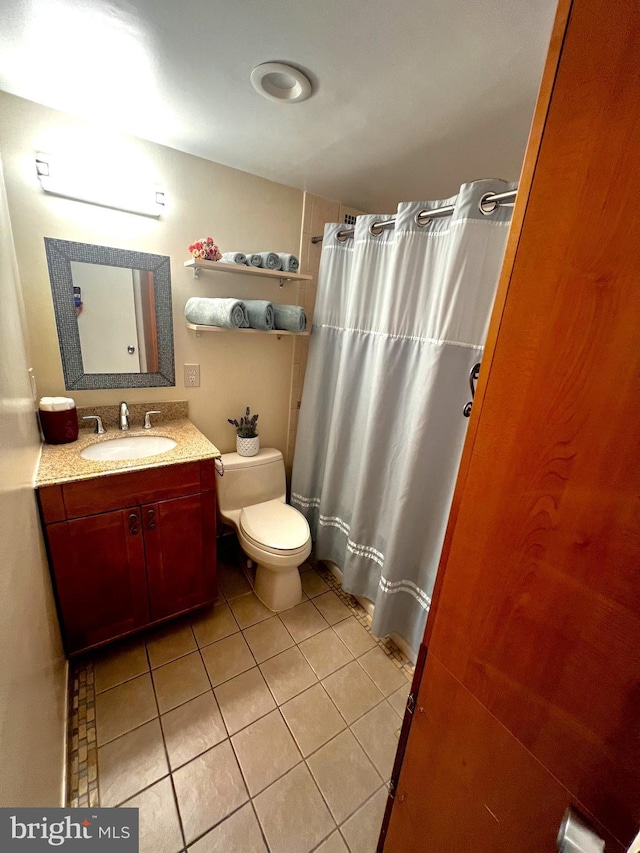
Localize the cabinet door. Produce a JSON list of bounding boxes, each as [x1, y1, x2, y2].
[[47, 508, 149, 654], [144, 492, 217, 621]]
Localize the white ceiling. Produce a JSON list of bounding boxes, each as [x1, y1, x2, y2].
[[0, 0, 557, 211]]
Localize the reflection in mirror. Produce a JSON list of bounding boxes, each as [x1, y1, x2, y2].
[[44, 239, 174, 390], [71, 262, 158, 374]]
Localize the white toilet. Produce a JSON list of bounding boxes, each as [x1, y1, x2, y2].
[[216, 448, 312, 611]]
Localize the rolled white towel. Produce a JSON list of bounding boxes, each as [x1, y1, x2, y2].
[[278, 253, 299, 273], [246, 254, 262, 267], [185, 297, 249, 328], [256, 252, 282, 270], [273, 304, 307, 333], [220, 252, 247, 264], [244, 300, 275, 331]]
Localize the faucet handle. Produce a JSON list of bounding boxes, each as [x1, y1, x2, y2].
[[83, 415, 105, 435], [144, 410, 162, 430]]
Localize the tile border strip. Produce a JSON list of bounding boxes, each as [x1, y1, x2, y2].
[[66, 658, 99, 807], [307, 556, 415, 680]]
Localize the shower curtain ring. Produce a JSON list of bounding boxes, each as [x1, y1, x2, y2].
[[369, 221, 384, 237], [415, 210, 432, 228], [478, 193, 499, 216], [336, 230, 349, 243]]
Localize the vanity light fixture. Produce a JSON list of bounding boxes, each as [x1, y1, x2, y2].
[[250, 62, 312, 103], [35, 153, 165, 218]]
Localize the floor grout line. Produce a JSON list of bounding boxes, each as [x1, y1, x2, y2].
[[248, 797, 272, 853], [334, 782, 389, 843], [148, 632, 188, 852], [233, 706, 306, 798], [184, 798, 253, 850], [302, 754, 340, 840], [115, 770, 171, 809]]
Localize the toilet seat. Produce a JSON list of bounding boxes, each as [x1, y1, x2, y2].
[[239, 500, 310, 554]]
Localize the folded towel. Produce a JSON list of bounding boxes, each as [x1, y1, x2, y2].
[[244, 300, 275, 331], [220, 252, 247, 265], [278, 253, 299, 273], [185, 297, 249, 329], [257, 252, 282, 270], [246, 254, 262, 267], [273, 304, 307, 333]]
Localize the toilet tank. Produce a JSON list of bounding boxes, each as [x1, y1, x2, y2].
[[216, 447, 286, 513]]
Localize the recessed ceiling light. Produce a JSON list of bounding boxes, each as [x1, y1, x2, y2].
[[250, 62, 312, 104]]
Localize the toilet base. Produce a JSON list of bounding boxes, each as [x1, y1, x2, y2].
[[254, 563, 302, 612]]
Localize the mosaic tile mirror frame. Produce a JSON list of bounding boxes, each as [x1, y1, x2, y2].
[[44, 237, 175, 390]]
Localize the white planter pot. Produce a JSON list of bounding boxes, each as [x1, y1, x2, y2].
[[237, 435, 259, 457]]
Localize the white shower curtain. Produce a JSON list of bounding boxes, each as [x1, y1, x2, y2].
[[291, 180, 515, 655]]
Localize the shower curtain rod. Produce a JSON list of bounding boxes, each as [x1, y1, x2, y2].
[[310, 187, 517, 243]]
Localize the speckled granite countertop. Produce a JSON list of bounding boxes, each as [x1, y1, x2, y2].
[[36, 402, 221, 488]]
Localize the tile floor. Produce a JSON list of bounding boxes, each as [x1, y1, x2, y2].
[[71, 547, 414, 852]]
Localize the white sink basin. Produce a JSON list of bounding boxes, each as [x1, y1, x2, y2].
[[80, 435, 177, 462]]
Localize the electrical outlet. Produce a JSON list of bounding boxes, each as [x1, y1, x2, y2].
[[184, 363, 200, 387]]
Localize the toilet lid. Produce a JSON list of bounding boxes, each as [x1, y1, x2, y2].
[[240, 500, 310, 551]]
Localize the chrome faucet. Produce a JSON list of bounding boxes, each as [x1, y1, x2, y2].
[[82, 415, 105, 434], [119, 402, 130, 431], [144, 410, 161, 430]]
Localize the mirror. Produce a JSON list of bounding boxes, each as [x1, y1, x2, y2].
[[44, 238, 175, 390]]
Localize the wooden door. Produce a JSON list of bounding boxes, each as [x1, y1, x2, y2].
[[144, 492, 217, 621], [384, 0, 640, 849], [47, 508, 149, 653]]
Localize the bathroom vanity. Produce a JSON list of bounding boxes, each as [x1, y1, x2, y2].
[[36, 407, 221, 656]]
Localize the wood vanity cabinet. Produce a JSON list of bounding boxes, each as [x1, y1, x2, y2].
[[37, 459, 217, 655]]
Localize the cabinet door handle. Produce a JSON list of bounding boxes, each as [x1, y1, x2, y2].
[[146, 509, 156, 531], [128, 512, 139, 535]]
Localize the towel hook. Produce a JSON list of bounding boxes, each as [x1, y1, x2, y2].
[[463, 363, 481, 417]]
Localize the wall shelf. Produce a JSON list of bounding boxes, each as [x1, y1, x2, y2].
[[186, 322, 309, 338], [184, 259, 312, 285]]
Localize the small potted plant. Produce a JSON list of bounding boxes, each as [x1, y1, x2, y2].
[[228, 407, 259, 457]]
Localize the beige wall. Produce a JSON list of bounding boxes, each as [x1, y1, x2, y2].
[[0, 155, 67, 806], [0, 92, 304, 455]]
